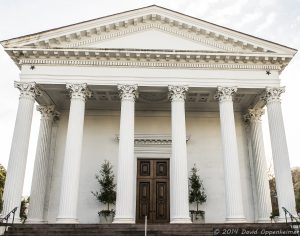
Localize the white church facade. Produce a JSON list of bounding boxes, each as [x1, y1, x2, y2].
[[1, 5, 297, 224]]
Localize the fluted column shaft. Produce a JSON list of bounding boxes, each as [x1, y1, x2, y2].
[[56, 84, 91, 223], [113, 84, 138, 224], [168, 85, 191, 223], [2, 82, 41, 219], [245, 109, 272, 222], [28, 105, 58, 223], [263, 87, 296, 218], [215, 87, 245, 222]]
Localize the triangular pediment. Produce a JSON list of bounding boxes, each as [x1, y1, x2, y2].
[[1, 5, 296, 55], [83, 28, 223, 51]]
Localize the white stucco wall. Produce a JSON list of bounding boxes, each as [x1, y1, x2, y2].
[[45, 110, 255, 223]]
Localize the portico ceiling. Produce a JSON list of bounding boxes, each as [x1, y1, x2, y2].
[[37, 84, 263, 112]]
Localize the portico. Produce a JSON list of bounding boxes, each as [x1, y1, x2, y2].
[[0, 5, 297, 224]]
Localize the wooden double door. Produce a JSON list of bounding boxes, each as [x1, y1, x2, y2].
[[136, 159, 170, 223]]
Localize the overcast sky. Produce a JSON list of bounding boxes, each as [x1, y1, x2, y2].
[[0, 0, 299, 196]]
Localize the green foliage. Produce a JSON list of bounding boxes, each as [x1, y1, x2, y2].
[[268, 176, 279, 216], [92, 161, 116, 213], [296, 188, 300, 213], [20, 196, 29, 223], [189, 164, 207, 211], [268, 168, 300, 215], [292, 168, 300, 213], [0, 164, 7, 212]]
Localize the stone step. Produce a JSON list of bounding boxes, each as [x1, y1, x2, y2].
[[4, 223, 294, 236]]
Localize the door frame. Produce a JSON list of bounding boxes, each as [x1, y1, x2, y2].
[[134, 136, 171, 223]]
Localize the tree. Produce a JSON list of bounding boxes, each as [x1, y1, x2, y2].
[[20, 196, 29, 223], [268, 167, 300, 217], [189, 164, 207, 212], [292, 168, 300, 213], [0, 164, 7, 213], [92, 160, 116, 216]]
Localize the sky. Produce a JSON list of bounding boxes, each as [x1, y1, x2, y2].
[[0, 0, 300, 196]]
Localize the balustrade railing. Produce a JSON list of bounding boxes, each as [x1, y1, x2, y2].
[[0, 207, 18, 234]]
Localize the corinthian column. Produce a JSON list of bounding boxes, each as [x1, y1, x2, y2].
[[244, 109, 272, 222], [168, 85, 191, 223], [2, 82, 41, 219], [56, 83, 91, 223], [113, 84, 138, 224], [28, 105, 59, 223], [262, 87, 296, 218], [215, 87, 245, 222]]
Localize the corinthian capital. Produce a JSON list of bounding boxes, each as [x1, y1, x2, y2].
[[118, 84, 138, 101], [168, 85, 189, 102], [261, 87, 285, 104], [37, 105, 59, 120], [244, 108, 265, 123], [14, 81, 42, 99], [66, 83, 91, 102], [214, 86, 237, 102]]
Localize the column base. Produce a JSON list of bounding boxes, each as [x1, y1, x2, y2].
[[226, 217, 246, 223], [56, 218, 79, 224], [26, 218, 47, 224], [257, 218, 271, 223], [113, 217, 135, 224], [170, 218, 192, 224]]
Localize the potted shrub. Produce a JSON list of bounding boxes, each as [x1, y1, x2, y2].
[[92, 160, 116, 223], [189, 164, 207, 223]]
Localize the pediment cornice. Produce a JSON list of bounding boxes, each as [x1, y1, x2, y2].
[[2, 5, 296, 55]]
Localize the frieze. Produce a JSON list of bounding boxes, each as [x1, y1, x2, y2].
[[18, 58, 283, 71]]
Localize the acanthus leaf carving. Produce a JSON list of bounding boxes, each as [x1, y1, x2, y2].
[[244, 108, 265, 123], [117, 84, 138, 101], [36, 105, 60, 120], [14, 81, 42, 99], [168, 85, 189, 102], [66, 83, 92, 102], [214, 86, 237, 102], [261, 87, 285, 104]]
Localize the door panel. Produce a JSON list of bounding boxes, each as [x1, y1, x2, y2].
[[137, 181, 151, 220], [136, 159, 169, 223], [155, 180, 169, 222]]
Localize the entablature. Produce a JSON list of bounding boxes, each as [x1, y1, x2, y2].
[[6, 47, 291, 72]]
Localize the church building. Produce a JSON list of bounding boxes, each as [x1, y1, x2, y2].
[[1, 5, 297, 224]]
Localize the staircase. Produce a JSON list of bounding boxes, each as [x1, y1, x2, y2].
[[4, 223, 295, 236]]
